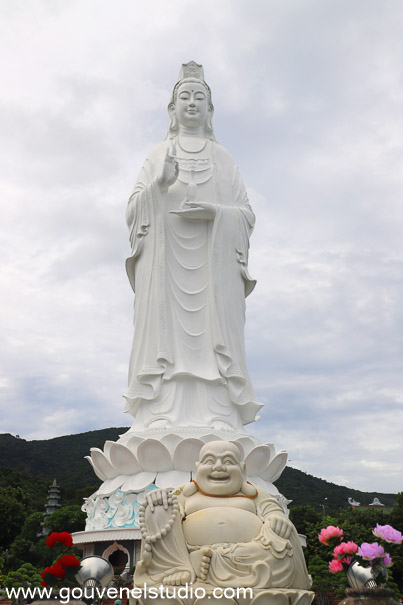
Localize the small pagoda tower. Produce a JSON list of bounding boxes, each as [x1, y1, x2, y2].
[[41, 479, 61, 536]]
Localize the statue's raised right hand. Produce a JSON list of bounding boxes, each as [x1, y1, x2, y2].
[[145, 488, 170, 512], [157, 143, 179, 193]]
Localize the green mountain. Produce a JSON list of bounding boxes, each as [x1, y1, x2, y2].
[[0, 429, 396, 510]]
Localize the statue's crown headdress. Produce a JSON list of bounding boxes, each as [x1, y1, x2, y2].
[[178, 61, 205, 81]]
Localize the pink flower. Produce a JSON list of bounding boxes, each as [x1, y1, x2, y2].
[[358, 542, 385, 561], [318, 526, 343, 546], [334, 541, 358, 557], [382, 553, 393, 568], [333, 545, 351, 564], [373, 524, 403, 544], [329, 558, 344, 573], [343, 541, 359, 554]]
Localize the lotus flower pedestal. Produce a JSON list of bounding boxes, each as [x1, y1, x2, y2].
[[73, 427, 291, 571]]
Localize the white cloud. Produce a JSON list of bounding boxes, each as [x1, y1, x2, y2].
[[1, 0, 402, 493]]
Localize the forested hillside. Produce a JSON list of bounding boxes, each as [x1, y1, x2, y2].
[[0, 429, 396, 508]]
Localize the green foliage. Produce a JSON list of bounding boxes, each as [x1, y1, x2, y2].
[[308, 554, 348, 595], [1, 427, 401, 598], [301, 500, 403, 594], [45, 506, 86, 534], [0, 487, 26, 549], [6, 537, 38, 570], [289, 505, 321, 535], [0, 428, 396, 508], [0, 429, 128, 490], [1, 563, 42, 589], [0, 467, 48, 512], [276, 466, 395, 510]]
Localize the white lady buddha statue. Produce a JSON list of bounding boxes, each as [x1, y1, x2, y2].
[[124, 62, 262, 433]]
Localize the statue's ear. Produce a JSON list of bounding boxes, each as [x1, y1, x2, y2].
[[206, 107, 214, 139], [242, 480, 257, 496], [168, 103, 177, 136], [240, 461, 246, 476], [183, 481, 198, 497]]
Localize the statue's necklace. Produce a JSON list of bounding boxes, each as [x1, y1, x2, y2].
[[192, 479, 258, 499], [177, 136, 208, 154]]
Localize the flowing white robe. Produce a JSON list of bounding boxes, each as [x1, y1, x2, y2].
[[124, 139, 262, 430]]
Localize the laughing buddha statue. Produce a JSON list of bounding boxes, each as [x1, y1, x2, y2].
[[134, 441, 313, 604]]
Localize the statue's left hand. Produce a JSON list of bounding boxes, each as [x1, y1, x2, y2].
[[268, 515, 293, 540], [170, 201, 216, 221]]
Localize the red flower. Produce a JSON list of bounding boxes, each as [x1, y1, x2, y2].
[[57, 555, 80, 568], [41, 567, 52, 579], [40, 580, 48, 587], [51, 563, 66, 580], [46, 532, 73, 548], [42, 563, 66, 580]]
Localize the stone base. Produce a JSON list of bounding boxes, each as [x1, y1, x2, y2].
[[338, 588, 398, 605], [129, 586, 314, 605]]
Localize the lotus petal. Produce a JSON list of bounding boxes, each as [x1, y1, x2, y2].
[[263, 443, 276, 460], [90, 448, 117, 479], [249, 479, 279, 497], [261, 451, 288, 482], [109, 443, 141, 475], [233, 436, 258, 456], [103, 440, 115, 459], [199, 433, 222, 443], [160, 434, 183, 452], [249, 476, 272, 491], [245, 445, 272, 476], [229, 441, 244, 458], [156, 470, 191, 489], [121, 472, 157, 492], [125, 436, 144, 454], [173, 439, 204, 471], [97, 475, 128, 497], [267, 482, 280, 496], [85, 456, 108, 482], [137, 440, 173, 471]]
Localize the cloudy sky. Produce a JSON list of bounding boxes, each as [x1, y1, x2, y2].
[[1, 0, 402, 495]]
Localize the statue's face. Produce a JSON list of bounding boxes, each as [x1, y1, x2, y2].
[[195, 442, 244, 496], [174, 81, 209, 130]]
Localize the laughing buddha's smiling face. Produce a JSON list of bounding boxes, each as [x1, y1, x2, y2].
[[194, 441, 245, 496]]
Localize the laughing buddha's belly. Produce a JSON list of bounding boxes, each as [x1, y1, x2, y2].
[[183, 507, 263, 546]]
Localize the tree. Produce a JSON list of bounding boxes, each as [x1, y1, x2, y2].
[[289, 505, 321, 535], [1, 562, 42, 589], [0, 488, 26, 549], [45, 506, 86, 534], [308, 554, 348, 601]]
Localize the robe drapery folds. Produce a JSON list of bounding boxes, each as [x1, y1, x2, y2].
[[124, 139, 263, 429], [134, 490, 312, 590]]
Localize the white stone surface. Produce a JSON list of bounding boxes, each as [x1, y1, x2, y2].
[[83, 62, 291, 535], [134, 441, 313, 599], [87, 432, 287, 494], [124, 61, 262, 432]]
